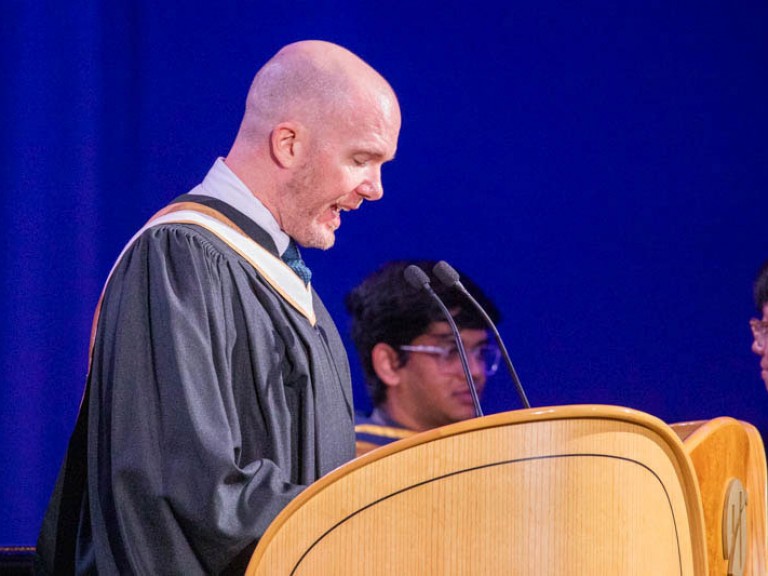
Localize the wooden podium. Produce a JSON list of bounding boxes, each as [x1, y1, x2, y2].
[[245, 405, 750, 575], [671, 417, 767, 576]]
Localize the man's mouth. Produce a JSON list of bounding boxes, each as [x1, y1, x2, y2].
[[333, 201, 356, 213], [328, 202, 356, 228], [328, 204, 343, 230]]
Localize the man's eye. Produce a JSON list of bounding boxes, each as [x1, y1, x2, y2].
[[444, 346, 460, 360], [353, 157, 369, 166]]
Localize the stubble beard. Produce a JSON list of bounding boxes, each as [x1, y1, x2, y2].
[[282, 161, 336, 250]]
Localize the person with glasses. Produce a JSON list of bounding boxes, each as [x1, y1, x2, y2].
[[752, 260, 768, 390], [345, 260, 501, 456]]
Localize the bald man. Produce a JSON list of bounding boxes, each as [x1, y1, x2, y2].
[[36, 41, 401, 575]]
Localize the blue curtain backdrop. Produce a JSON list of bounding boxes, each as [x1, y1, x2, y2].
[[2, 1, 767, 546]]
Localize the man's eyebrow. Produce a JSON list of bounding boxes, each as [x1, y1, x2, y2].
[[424, 332, 456, 341], [354, 143, 396, 161], [354, 149, 387, 160], [425, 332, 491, 345]]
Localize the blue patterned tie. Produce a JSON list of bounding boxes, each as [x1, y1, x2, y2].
[[281, 240, 312, 285]]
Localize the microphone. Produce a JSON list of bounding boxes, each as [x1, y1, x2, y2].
[[432, 260, 531, 409], [403, 265, 484, 418]]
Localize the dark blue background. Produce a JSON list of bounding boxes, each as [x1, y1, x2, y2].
[[3, 1, 767, 546]]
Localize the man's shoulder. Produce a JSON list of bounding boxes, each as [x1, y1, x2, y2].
[[354, 410, 415, 456]]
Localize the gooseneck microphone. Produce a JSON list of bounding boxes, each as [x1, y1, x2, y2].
[[403, 265, 484, 418], [432, 260, 531, 410]]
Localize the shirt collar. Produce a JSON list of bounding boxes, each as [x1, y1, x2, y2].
[[199, 158, 291, 255], [369, 406, 409, 430]]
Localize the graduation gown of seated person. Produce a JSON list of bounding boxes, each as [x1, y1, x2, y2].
[[36, 192, 355, 575]]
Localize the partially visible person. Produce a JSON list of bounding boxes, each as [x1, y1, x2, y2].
[[345, 260, 501, 456], [751, 260, 768, 390], [36, 40, 401, 575]]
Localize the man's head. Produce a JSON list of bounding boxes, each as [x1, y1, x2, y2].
[[226, 40, 401, 249], [751, 260, 768, 389], [346, 261, 501, 432]]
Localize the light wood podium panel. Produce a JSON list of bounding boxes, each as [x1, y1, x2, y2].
[[671, 418, 768, 576], [246, 405, 708, 575]]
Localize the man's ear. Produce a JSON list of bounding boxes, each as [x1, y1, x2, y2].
[[371, 343, 402, 388], [270, 121, 305, 168]]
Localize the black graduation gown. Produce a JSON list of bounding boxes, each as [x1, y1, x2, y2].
[[36, 197, 355, 575]]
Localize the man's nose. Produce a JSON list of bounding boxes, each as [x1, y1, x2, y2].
[[356, 168, 383, 201]]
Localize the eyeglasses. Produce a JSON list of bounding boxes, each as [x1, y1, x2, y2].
[[399, 343, 501, 376], [750, 318, 768, 350]]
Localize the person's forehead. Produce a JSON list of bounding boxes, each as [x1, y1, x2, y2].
[[419, 321, 452, 337], [334, 91, 399, 146], [419, 323, 488, 342], [340, 119, 398, 158]]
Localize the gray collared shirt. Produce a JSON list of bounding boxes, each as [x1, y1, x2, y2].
[[198, 157, 291, 256]]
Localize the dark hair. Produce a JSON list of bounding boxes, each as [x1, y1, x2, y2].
[[755, 260, 768, 312], [345, 260, 501, 406]]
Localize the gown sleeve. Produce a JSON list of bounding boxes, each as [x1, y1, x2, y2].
[[88, 224, 306, 574]]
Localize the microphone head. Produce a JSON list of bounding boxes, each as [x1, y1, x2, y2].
[[403, 264, 431, 291], [433, 261, 461, 288]]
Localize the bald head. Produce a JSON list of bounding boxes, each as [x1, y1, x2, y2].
[[235, 40, 398, 145], [226, 41, 401, 250]]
